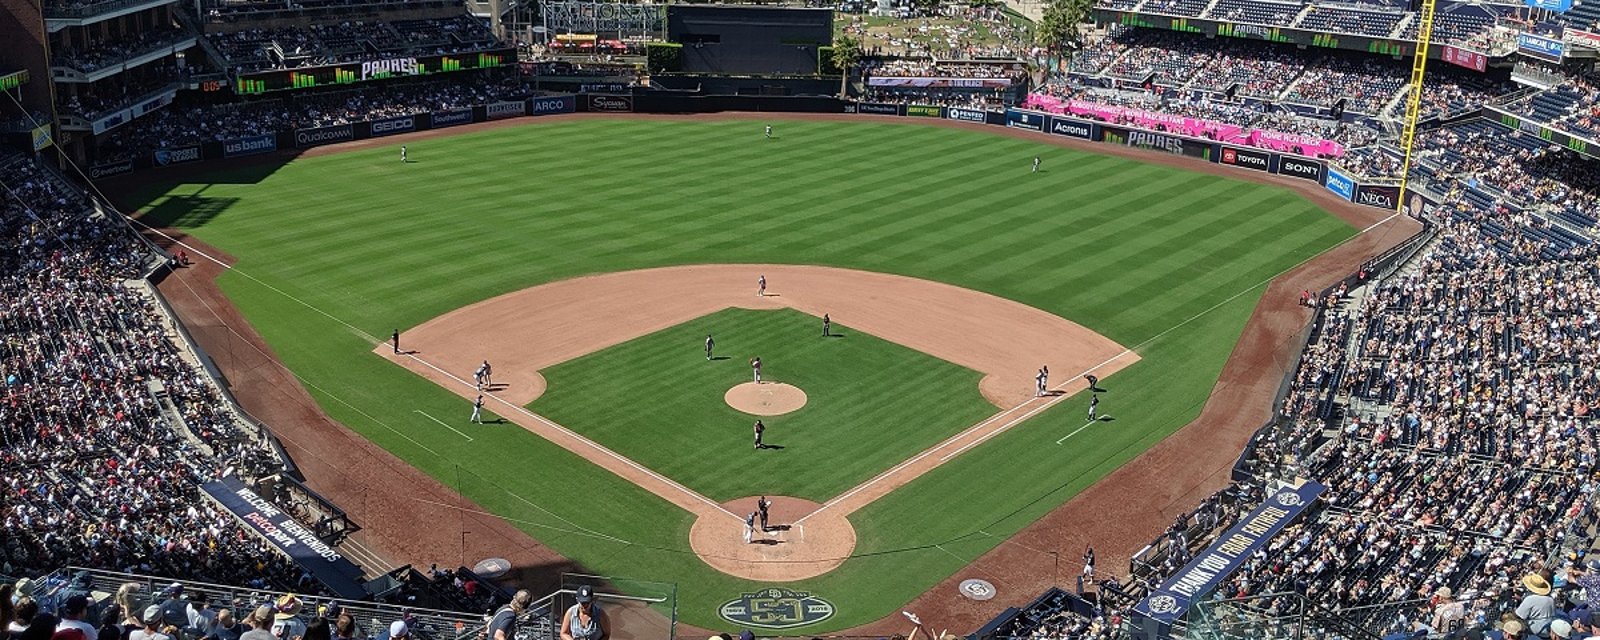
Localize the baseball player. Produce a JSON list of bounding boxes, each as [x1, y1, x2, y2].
[[482, 360, 493, 386], [743, 511, 756, 544], [400, 145, 407, 163], [1085, 373, 1099, 391], [751, 357, 762, 384], [473, 367, 484, 391], [705, 334, 715, 360], [764, 125, 772, 139], [757, 275, 766, 297], [391, 329, 400, 354], [822, 314, 831, 337], [758, 496, 772, 531], [471, 395, 484, 424], [1088, 394, 1099, 421], [1083, 545, 1096, 579], [1042, 365, 1049, 390], [753, 419, 765, 450], [1035, 369, 1045, 397], [1032, 156, 1040, 173]]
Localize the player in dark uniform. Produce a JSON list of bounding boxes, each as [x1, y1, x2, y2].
[[822, 314, 831, 337], [392, 329, 400, 354], [705, 334, 715, 360], [758, 496, 771, 531]]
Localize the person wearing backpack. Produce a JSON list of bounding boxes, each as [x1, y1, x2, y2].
[[486, 591, 532, 640]]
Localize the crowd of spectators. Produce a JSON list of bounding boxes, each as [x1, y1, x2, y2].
[[837, 3, 1033, 60], [0, 156, 322, 591], [95, 77, 534, 163], [205, 16, 499, 73], [52, 26, 192, 74], [57, 70, 185, 121], [864, 59, 1027, 82], [860, 88, 1000, 108], [1282, 57, 1407, 115]]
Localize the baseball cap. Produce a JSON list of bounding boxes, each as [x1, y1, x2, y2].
[[64, 595, 89, 614], [389, 621, 409, 638], [575, 586, 593, 604], [143, 605, 165, 626], [1551, 619, 1573, 638], [738, 631, 755, 640]]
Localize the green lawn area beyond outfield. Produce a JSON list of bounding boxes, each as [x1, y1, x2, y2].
[[124, 117, 1357, 633], [531, 308, 994, 503]]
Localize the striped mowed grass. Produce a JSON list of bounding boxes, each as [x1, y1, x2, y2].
[[128, 117, 1354, 632]]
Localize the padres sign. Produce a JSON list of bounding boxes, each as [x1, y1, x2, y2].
[[719, 587, 835, 629]]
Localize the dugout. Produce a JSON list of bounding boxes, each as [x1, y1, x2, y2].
[[666, 5, 833, 75]]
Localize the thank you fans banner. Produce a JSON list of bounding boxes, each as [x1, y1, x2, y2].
[[202, 476, 367, 598], [1134, 479, 1325, 626]]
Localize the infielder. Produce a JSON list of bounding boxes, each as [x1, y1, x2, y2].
[[1032, 156, 1041, 173], [471, 395, 484, 424], [705, 334, 715, 360], [391, 329, 400, 354], [757, 275, 766, 297], [1035, 368, 1046, 397], [753, 420, 765, 450], [482, 360, 493, 386], [822, 314, 831, 337], [751, 357, 763, 384], [1088, 394, 1099, 421], [400, 145, 407, 163]]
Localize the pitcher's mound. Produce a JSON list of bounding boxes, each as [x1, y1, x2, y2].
[[725, 382, 807, 416]]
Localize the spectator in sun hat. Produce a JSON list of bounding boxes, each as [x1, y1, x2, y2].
[[269, 597, 304, 640], [1519, 574, 1558, 637]]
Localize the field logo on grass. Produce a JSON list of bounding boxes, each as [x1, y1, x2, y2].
[[719, 587, 835, 629]]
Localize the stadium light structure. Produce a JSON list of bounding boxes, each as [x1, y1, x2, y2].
[[1394, 0, 1438, 214]]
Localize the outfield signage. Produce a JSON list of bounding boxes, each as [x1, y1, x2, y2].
[[1104, 125, 1215, 160], [1324, 167, 1355, 201], [235, 48, 515, 94], [88, 160, 134, 179], [1354, 184, 1400, 210], [1219, 145, 1270, 172], [530, 94, 577, 115], [1567, 29, 1600, 49], [368, 114, 418, 137], [1005, 108, 1045, 132], [1134, 479, 1325, 625], [431, 108, 474, 128], [201, 477, 367, 599], [1518, 34, 1566, 62], [855, 102, 902, 116], [946, 106, 987, 123], [905, 104, 943, 118], [222, 134, 277, 158], [296, 124, 354, 148], [719, 587, 835, 629], [585, 94, 633, 113], [486, 100, 528, 119], [31, 125, 52, 152], [1441, 45, 1488, 72], [1276, 155, 1324, 182], [154, 145, 202, 167], [1047, 116, 1094, 140], [1402, 189, 1438, 220]]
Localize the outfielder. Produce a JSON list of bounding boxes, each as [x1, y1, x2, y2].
[[764, 125, 772, 139], [705, 334, 715, 360], [471, 395, 484, 424], [751, 357, 763, 384], [400, 145, 407, 162], [1032, 156, 1040, 173]]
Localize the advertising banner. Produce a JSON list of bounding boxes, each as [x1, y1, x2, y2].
[[585, 94, 633, 113], [1441, 45, 1488, 72], [1218, 145, 1270, 172], [1103, 125, 1215, 160], [1566, 29, 1600, 49], [222, 134, 277, 158], [295, 124, 354, 148], [1134, 479, 1325, 624], [132, 92, 173, 118], [30, 125, 51, 151], [201, 477, 367, 599], [865, 77, 1012, 88], [530, 94, 577, 115], [92, 111, 128, 135], [430, 108, 474, 128], [486, 100, 529, 119], [1324, 167, 1356, 201], [946, 106, 988, 123], [855, 102, 903, 116], [235, 48, 516, 94], [1275, 155, 1325, 182], [1025, 94, 1344, 158], [88, 160, 134, 179], [1401, 188, 1437, 220], [1518, 34, 1567, 62], [1353, 184, 1401, 210], [1047, 115, 1095, 140], [905, 104, 943, 118], [368, 114, 419, 137], [153, 145, 202, 167], [1526, 0, 1573, 12], [1005, 108, 1046, 131]]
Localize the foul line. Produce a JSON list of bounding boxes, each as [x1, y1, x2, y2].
[[399, 352, 741, 522], [414, 409, 475, 441], [1055, 419, 1100, 445]]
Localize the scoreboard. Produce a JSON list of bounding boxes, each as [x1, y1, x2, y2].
[[234, 49, 515, 94]]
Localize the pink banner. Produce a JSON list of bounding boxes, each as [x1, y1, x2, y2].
[[1024, 93, 1344, 158]]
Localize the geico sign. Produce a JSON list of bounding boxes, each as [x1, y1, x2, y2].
[[370, 117, 416, 134], [361, 58, 419, 80]]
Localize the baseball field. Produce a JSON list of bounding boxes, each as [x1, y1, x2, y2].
[[124, 116, 1357, 633]]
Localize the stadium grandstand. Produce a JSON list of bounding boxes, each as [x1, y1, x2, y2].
[[6, 0, 1600, 633]]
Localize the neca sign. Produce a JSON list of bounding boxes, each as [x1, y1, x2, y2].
[[1357, 191, 1394, 208], [362, 58, 419, 80]]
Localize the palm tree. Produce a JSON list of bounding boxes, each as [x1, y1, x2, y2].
[[832, 35, 863, 99]]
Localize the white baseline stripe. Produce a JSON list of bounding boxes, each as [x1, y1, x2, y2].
[[414, 409, 475, 441]]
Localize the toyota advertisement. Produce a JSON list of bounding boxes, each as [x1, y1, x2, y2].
[[1219, 146, 1271, 172]]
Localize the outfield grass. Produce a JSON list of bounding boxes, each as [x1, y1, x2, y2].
[[128, 118, 1355, 632], [532, 307, 994, 503]]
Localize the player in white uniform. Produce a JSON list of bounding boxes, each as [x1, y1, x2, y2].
[[400, 145, 407, 162], [765, 125, 772, 139], [471, 395, 484, 423]]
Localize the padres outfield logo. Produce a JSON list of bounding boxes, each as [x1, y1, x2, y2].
[[719, 587, 835, 629]]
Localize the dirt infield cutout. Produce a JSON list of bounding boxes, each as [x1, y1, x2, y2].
[[376, 264, 1138, 581], [724, 382, 808, 416]]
